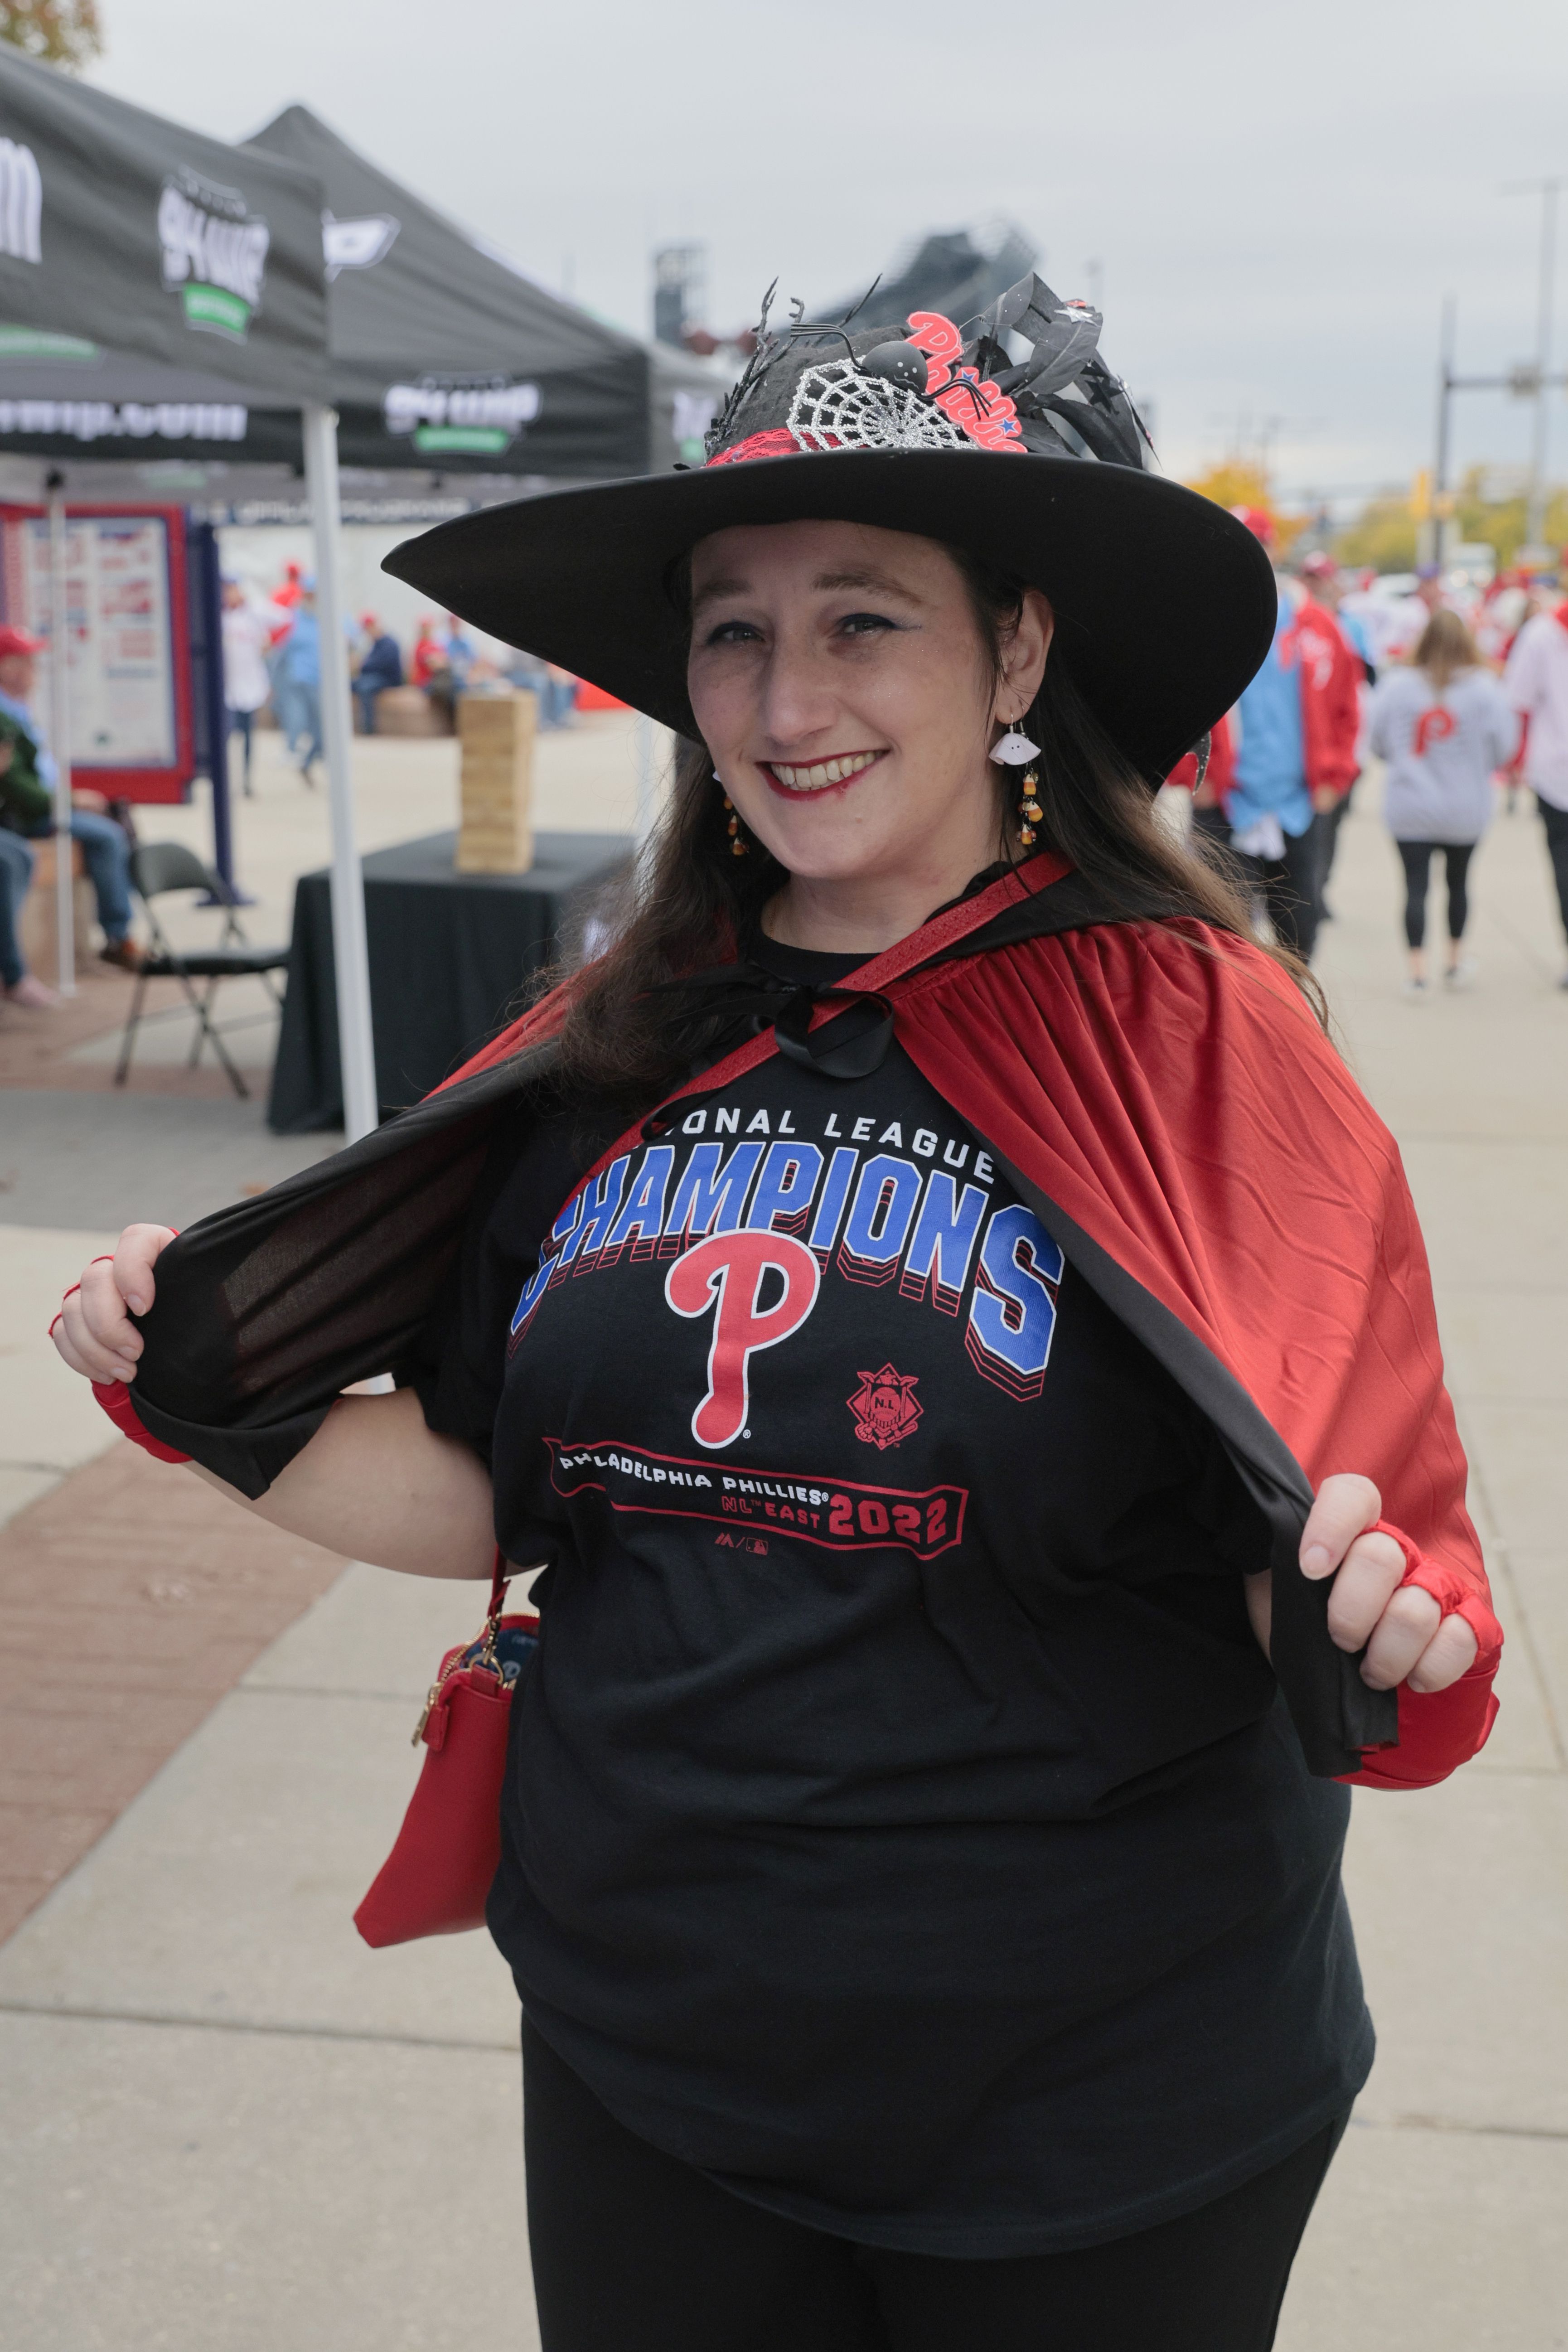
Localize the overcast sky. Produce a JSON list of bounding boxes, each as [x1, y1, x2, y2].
[[89, 0, 1566, 508]]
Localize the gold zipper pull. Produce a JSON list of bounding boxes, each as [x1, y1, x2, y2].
[[411, 1683, 442, 1747]]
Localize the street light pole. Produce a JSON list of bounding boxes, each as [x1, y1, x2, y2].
[[1433, 295, 1456, 571], [1528, 181, 1559, 550], [1505, 177, 1563, 552]]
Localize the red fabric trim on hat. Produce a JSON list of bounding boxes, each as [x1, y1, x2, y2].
[[706, 429, 813, 468]]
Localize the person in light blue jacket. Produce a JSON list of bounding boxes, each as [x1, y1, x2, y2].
[[1228, 594, 1321, 958], [1369, 610, 1516, 994], [275, 586, 323, 785]]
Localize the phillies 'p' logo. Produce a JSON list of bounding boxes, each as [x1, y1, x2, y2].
[[664, 1231, 820, 1450], [1413, 705, 1457, 757]]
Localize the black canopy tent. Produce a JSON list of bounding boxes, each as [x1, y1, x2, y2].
[[0, 49, 382, 1138], [0, 53, 327, 393], [245, 106, 655, 478], [0, 102, 726, 485]]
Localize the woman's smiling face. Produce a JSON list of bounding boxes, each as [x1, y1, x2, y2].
[[686, 518, 1051, 894]]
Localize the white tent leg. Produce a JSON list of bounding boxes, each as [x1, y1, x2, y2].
[[47, 484, 75, 996], [634, 709, 656, 848], [302, 402, 377, 1142]]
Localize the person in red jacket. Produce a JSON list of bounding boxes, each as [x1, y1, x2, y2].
[[1294, 552, 1368, 913], [52, 279, 1496, 2352]]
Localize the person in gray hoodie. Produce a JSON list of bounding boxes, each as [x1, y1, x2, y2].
[[1369, 610, 1516, 993]]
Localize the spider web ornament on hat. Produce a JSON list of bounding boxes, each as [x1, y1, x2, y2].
[[703, 275, 1154, 471], [784, 358, 972, 455]]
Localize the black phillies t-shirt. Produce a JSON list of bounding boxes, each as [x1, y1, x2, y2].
[[409, 943, 1371, 2255]]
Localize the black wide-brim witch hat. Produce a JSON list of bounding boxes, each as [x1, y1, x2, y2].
[[384, 276, 1277, 784]]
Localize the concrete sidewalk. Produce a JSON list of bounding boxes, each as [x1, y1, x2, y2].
[[1278, 789, 1568, 2349], [0, 784, 1564, 2347]]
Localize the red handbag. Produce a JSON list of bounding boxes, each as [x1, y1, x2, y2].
[[354, 1554, 538, 1949]]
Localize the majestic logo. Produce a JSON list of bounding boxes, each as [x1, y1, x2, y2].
[[847, 1364, 922, 1452], [0, 135, 43, 265], [322, 211, 400, 281], [383, 373, 541, 456], [159, 168, 270, 340], [664, 1230, 820, 1451]]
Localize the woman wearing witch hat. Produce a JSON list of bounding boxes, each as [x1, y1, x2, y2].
[[54, 279, 1500, 2352]]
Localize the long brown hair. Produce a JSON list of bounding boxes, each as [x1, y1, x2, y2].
[[551, 540, 1320, 1108], [1414, 606, 1481, 690]]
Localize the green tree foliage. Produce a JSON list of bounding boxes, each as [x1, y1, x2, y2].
[[1335, 467, 1568, 574], [1333, 496, 1419, 573], [0, 0, 102, 72]]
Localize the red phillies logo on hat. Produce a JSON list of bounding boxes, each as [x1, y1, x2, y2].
[[907, 311, 1024, 454]]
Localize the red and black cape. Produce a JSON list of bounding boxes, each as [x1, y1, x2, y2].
[[102, 857, 1501, 1788]]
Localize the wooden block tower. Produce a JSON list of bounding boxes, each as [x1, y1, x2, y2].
[[457, 690, 537, 873]]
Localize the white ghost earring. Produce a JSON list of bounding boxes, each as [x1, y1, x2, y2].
[[990, 725, 1043, 847], [988, 727, 1040, 767]]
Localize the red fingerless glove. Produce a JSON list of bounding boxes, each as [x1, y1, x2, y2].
[[54, 1239, 190, 1468], [1370, 1519, 1503, 1678], [1341, 1520, 1502, 1790], [90, 1379, 191, 1465]]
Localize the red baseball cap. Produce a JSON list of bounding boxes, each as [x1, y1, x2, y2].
[[0, 624, 45, 658], [1299, 551, 1337, 579], [1229, 503, 1276, 547]]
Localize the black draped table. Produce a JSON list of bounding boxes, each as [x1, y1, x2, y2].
[[267, 829, 633, 1133]]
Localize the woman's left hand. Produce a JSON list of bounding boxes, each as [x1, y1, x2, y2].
[[1299, 1473, 1477, 1692], [1244, 1474, 1479, 1691]]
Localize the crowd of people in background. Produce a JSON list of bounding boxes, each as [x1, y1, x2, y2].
[[220, 561, 586, 787], [1174, 519, 1568, 995], [9, 539, 1568, 1017], [1, 559, 596, 1013]]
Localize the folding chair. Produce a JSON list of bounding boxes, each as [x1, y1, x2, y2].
[[115, 842, 290, 1099]]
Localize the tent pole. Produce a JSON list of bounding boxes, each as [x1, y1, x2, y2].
[[302, 402, 377, 1141], [196, 518, 241, 900], [46, 479, 75, 996], [634, 710, 656, 848]]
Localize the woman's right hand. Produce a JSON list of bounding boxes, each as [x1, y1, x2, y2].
[[48, 1224, 496, 1581], [51, 1223, 176, 1384]]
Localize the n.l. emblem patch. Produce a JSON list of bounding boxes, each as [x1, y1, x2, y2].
[[847, 1363, 922, 1452]]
